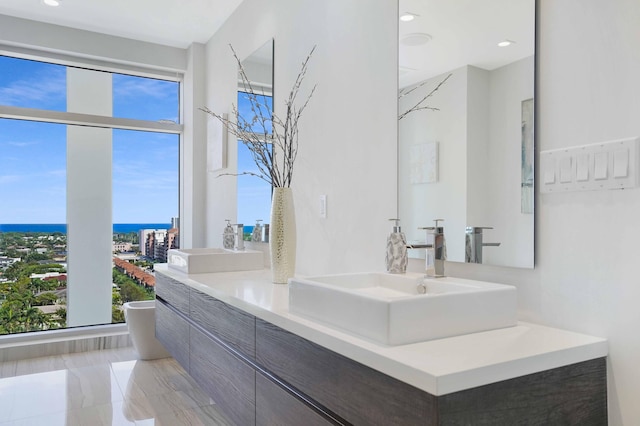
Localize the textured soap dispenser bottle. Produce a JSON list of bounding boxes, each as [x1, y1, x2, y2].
[[386, 219, 408, 274], [223, 220, 235, 249], [252, 220, 263, 242]]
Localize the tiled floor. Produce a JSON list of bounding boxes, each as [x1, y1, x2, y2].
[[0, 347, 231, 425]]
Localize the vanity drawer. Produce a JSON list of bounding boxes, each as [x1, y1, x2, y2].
[[155, 273, 190, 314], [190, 326, 256, 426], [255, 319, 436, 425], [256, 372, 335, 426], [155, 299, 190, 372], [190, 288, 256, 360]]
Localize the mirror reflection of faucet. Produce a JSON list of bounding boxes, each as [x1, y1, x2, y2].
[[465, 226, 501, 264]]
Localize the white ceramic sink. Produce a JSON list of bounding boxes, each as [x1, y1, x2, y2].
[[288, 272, 517, 345], [167, 248, 263, 274]]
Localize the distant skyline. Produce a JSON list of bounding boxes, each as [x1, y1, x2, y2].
[[0, 55, 179, 224]]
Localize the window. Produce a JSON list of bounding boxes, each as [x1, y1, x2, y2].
[[236, 91, 272, 234], [0, 55, 181, 334]]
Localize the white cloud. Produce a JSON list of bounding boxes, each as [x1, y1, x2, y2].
[[0, 175, 22, 184], [0, 67, 66, 107], [113, 76, 174, 100], [6, 141, 38, 148]]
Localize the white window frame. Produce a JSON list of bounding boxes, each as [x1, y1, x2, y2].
[[0, 49, 183, 328]]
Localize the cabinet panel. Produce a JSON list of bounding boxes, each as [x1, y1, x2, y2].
[[256, 373, 335, 426], [190, 326, 256, 426], [155, 300, 190, 372], [190, 289, 256, 360], [155, 273, 189, 314], [438, 358, 607, 425], [256, 319, 437, 425]]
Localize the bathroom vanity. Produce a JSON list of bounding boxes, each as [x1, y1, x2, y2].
[[154, 265, 607, 425]]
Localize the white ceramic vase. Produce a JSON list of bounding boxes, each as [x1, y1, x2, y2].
[[269, 187, 297, 284]]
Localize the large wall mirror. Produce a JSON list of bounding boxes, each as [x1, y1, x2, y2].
[[398, 0, 535, 269], [237, 40, 274, 231]]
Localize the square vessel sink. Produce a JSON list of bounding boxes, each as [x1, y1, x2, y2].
[[289, 273, 517, 345], [167, 248, 263, 274]]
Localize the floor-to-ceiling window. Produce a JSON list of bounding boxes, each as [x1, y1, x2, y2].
[[0, 55, 181, 334]]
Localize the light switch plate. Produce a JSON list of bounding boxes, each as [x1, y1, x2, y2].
[[540, 136, 640, 193]]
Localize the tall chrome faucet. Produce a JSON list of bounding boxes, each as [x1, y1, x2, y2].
[[233, 223, 245, 251], [407, 220, 447, 278], [420, 219, 446, 278]]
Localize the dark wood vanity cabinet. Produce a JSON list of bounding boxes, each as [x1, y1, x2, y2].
[[155, 272, 607, 426], [154, 300, 190, 372], [256, 372, 333, 426]]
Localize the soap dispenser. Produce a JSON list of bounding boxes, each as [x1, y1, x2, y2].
[[223, 220, 235, 250], [252, 220, 263, 242], [385, 219, 408, 274]]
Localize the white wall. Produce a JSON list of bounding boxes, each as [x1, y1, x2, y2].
[[203, 0, 398, 275], [410, 1, 640, 424]]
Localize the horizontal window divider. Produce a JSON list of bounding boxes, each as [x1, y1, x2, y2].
[[0, 105, 183, 134]]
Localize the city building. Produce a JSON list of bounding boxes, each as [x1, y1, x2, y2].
[[0, 256, 20, 269]]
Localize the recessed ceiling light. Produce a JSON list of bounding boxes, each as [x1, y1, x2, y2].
[[400, 33, 432, 47], [498, 40, 515, 47], [42, 0, 61, 6], [400, 12, 418, 22]]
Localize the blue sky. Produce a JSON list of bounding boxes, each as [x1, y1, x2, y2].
[[236, 92, 272, 227], [0, 55, 179, 224]]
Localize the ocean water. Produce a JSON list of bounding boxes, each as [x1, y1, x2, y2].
[[0, 224, 171, 234]]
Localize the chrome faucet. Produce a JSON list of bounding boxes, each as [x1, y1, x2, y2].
[[233, 223, 245, 251], [465, 226, 501, 264], [407, 219, 446, 278], [419, 219, 446, 278]]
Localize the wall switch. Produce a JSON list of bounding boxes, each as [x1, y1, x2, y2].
[[594, 152, 608, 180], [319, 194, 327, 218], [576, 154, 589, 182], [542, 156, 556, 185], [559, 156, 573, 183], [614, 149, 629, 178]]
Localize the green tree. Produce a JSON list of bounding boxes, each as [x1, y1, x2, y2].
[[34, 292, 58, 306], [112, 305, 125, 323], [119, 281, 150, 302], [54, 307, 67, 324]]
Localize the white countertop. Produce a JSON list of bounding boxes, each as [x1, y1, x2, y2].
[[155, 265, 608, 396]]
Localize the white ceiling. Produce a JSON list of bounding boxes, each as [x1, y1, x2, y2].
[[0, 0, 244, 48], [0, 0, 534, 87], [399, 0, 535, 88]]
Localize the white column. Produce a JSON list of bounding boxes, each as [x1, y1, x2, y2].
[[66, 68, 113, 327]]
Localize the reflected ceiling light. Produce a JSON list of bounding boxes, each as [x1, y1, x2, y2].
[[400, 12, 418, 22], [42, 0, 61, 6], [400, 33, 432, 46], [498, 40, 515, 47]]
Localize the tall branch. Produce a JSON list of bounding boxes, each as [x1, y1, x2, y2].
[[398, 73, 452, 121], [200, 44, 316, 188]]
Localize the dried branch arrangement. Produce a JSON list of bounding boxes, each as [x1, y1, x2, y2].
[[398, 73, 452, 121], [201, 44, 316, 188]]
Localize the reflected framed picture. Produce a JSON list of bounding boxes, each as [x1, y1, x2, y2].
[[410, 142, 438, 184]]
